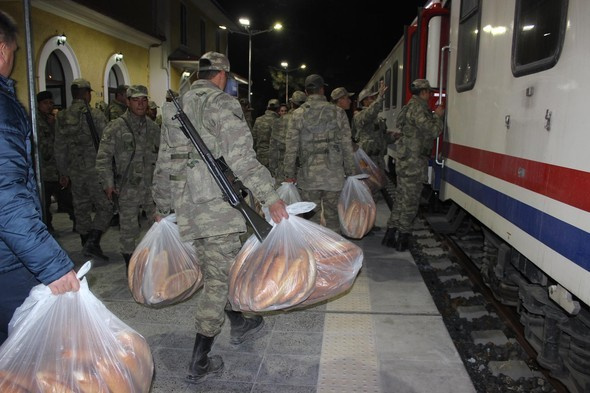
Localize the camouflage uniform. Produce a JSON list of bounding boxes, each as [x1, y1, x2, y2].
[[104, 99, 127, 121], [152, 78, 279, 337], [283, 91, 357, 231], [386, 94, 442, 232], [95, 110, 160, 254], [252, 104, 280, 169], [54, 98, 113, 235], [353, 93, 387, 166], [37, 109, 60, 229]]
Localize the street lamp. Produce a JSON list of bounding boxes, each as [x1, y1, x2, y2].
[[220, 19, 283, 103], [281, 62, 306, 102]]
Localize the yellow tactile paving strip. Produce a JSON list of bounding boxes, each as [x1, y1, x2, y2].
[[318, 275, 381, 393]]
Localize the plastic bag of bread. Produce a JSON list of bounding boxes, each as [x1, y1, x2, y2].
[[338, 175, 377, 239], [276, 181, 302, 205], [129, 214, 202, 306], [0, 262, 154, 393], [353, 147, 388, 192], [229, 202, 363, 311]]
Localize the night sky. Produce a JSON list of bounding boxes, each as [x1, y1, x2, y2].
[[213, 0, 427, 114]]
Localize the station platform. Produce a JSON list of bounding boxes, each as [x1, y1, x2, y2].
[[49, 199, 476, 393]]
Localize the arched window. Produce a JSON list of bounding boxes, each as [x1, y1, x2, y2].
[[107, 65, 124, 103], [45, 52, 66, 109]]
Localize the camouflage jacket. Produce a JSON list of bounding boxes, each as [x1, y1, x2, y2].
[[105, 99, 127, 121], [353, 94, 386, 157], [393, 95, 443, 173], [252, 109, 279, 167], [36, 110, 59, 182], [95, 111, 160, 192], [152, 80, 280, 241], [284, 95, 357, 191], [268, 109, 294, 179], [54, 99, 108, 177]]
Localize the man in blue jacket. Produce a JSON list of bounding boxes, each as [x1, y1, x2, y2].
[[0, 10, 79, 345]]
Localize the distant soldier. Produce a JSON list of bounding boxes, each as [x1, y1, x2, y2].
[[252, 98, 280, 168], [283, 74, 357, 231], [383, 79, 444, 251], [239, 97, 254, 130], [54, 78, 112, 260], [269, 90, 306, 180], [36, 90, 74, 232], [105, 84, 128, 121], [95, 85, 160, 271], [353, 81, 388, 167], [330, 86, 354, 112]]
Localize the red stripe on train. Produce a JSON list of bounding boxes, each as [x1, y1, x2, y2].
[[445, 143, 590, 212]]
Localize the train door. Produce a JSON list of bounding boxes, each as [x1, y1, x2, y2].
[[403, 2, 450, 192]]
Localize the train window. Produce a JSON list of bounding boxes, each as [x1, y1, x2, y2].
[[384, 68, 392, 110], [455, 0, 481, 92], [392, 61, 399, 108], [512, 0, 568, 77]]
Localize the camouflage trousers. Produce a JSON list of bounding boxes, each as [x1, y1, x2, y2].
[[118, 186, 152, 254], [299, 189, 340, 232], [70, 171, 113, 235], [192, 233, 243, 337], [386, 172, 423, 233]]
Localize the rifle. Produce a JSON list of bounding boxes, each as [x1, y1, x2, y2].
[[168, 90, 272, 242]]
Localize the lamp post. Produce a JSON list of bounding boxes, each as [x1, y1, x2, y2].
[[281, 62, 306, 101], [220, 19, 283, 103]]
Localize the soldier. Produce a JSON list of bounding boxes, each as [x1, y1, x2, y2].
[[36, 90, 74, 232], [330, 86, 354, 112], [239, 97, 254, 130], [147, 100, 158, 122], [152, 51, 288, 382], [104, 84, 128, 121], [353, 81, 388, 167], [252, 98, 280, 169], [95, 85, 160, 271], [54, 78, 112, 260], [269, 90, 306, 181], [283, 74, 357, 231], [383, 79, 444, 251]]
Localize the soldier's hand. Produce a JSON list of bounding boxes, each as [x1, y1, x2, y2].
[[48, 270, 80, 295], [285, 177, 297, 184], [269, 199, 289, 224], [378, 80, 388, 97], [434, 105, 445, 117]]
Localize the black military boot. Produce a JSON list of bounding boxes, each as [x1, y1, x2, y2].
[[83, 229, 109, 261], [122, 253, 132, 277], [187, 333, 224, 382], [80, 233, 89, 247], [225, 310, 264, 345], [381, 227, 399, 248], [396, 232, 411, 252]]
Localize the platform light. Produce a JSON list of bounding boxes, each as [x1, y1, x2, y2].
[[56, 33, 67, 46]]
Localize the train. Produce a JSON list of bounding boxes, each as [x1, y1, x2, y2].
[[363, 0, 590, 391]]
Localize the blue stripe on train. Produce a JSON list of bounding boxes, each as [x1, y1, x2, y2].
[[444, 167, 590, 271]]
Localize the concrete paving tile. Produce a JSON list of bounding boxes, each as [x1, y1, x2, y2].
[[148, 374, 191, 393], [272, 310, 326, 333], [133, 322, 179, 348], [207, 349, 264, 383], [373, 314, 464, 364], [184, 379, 254, 392], [256, 354, 320, 385], [215, 326, 272, 353], [380, 358, 476, 393], [266, 331, 323, 356], [152, 347, 192, 378], [157, 328, 195, 350], [252, 383, 316, 393], [368, 281, 439, 314]]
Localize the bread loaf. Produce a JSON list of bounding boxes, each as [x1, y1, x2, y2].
[[129, 247, 149, 303], [36, 371, 76, 393], [0, 371, 32, 393], [73, 370, 109, 393], [96, 359, 133, 393], [338, 199, 376, 239]]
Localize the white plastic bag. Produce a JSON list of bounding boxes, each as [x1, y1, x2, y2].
[[229, 202, 363, 312], [129, 214, 202, 306], [276, 182, 302, 205], [0, 262, 154, 393], [353, 147, 388, 192], [338, 175, 377, 239]]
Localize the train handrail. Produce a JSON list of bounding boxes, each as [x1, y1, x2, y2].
[[435, 45, 451, 167]]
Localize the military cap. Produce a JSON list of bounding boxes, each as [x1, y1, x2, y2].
[[127, 85, 148, 98], [290, 90, 307, 105], [330, 87, 354, 101], [267, 98, 280, 110], [358, 88, 378, 103], [305, 74, 327, 90], [72, 78, 93, 91], [411, 78, 433, 91], [36, 90, 53, 102], [198, 51, 230, 72], [148, 101, 159, 109], [116, 84, 129, 94]]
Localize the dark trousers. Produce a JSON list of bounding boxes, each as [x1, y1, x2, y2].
[[43, 181, 75, 226], [0, 266, 39, 345]]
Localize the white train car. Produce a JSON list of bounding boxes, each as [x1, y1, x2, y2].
[[365, 1, 590, 391]]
